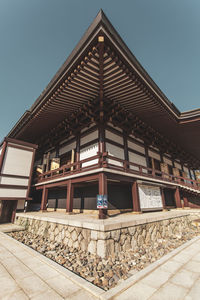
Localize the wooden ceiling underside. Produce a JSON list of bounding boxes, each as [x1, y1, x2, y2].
[[9, 33, 200, 168]]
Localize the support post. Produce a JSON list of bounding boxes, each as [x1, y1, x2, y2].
[[76, 134, 80, 170], [66, 180, 74, 213], [174, 187, 182, 209], [0, 140, 7, 173], [183, 195, 189, 208], [132, 181, 141, 213], [98, 173, 107, 219], [41, 186, 48, 211], [160, 187, 166, 210]]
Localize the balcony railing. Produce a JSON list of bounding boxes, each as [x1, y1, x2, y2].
[[34, 152, 200, 191]]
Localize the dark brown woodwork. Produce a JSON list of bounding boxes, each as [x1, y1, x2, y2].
[[183, 195, 189, 208], [0, 141, 7, 173], [41, 187, 48, 211], [98, 172, 107, 219], [76, 133, 80, 170], [66, 180, 74, 213], [26, 148, 36, 199], [132, 181, 141, 212], [174, 187, 182, 208], [160, 187, 166, 209]]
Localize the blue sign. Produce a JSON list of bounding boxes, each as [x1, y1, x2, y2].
[[97, 194, 108, 209]]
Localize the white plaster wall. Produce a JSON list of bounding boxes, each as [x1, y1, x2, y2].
[[148, 150, 161, 161], [106, 143, 124, 167], [163, 157, 173, 166], [1, 147, 33, 177], [17, 200, 25, 210], [80, 130, 98, 146], [105, 130, 123, 145], [0, 188, 26, 198], [129, 152, 147, 173], [80, 143, 98, 167], [0, 177, 28, 186], [128, 140, 145, 154], [59, 142, 76, 156]]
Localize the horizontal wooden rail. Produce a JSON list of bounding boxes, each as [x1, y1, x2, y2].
[[34, 152, 200, 192]]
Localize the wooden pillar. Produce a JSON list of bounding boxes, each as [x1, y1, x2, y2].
[[98, 173, 107, 219], [41, 186, 48, 211], [132, 181, 141, 213], [26, 148, 36, 199], [144, 144, 150, 168], [123, 133, 129, 162], [66, 180, 74, 213], [183, 195, 189, 208], [174, 187, 182, 208], [0, 140, 7, 173], [99, 125, 106, 153], [11, 200, 18, 223], [160, 187, 166, 210], [76, 134, 80, 169]]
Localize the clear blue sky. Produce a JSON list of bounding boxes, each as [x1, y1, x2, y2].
[[0, 0, 200, 142]]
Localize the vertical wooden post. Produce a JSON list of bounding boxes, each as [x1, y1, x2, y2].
[[26, 148, 36, 199], [76, 134, 80, 170], [183, 195, 189, 208], [132, 181, 141, 213], [11, 200, 18, 223], [41, 186, 48, 211], [66, 180, 74, 213], [160, 187, 166, 210], [123, 133, 129, 169], [174, 187, 182, 208], [144, 144, 150, 168], [0, 140, 7, 173], [98, 173, 107, 219]]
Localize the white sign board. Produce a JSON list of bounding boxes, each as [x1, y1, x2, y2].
[[138, 184, 163, 211]]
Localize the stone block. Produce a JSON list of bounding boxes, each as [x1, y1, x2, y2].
[[91, 230, 98, 240], [97, 240, 106, 258], [88, 240, 97, 255], [111, 229, 120, 241], [71, 230, 78, 242]]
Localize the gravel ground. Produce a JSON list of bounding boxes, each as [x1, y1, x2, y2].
[[8, 226, 200, 290]]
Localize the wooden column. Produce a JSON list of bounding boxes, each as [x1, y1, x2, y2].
[[76, 134, 80, 169], [123, 133, 129, 167], [160, 187, 166, 210], [132, 181, 141, 213], [0, 140, 7, 173], [66, 180, 74, 213], [183, 195, 189, 208], [144, 145, 150, 168], [41, 186, 48, 211], [26, 148, 36, 199], [174, 187, 182, 209], [98, 173, 107, 219], [11, 200, 18, 223]]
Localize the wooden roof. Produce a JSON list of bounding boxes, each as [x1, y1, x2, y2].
[[7, 10, 200, 168]]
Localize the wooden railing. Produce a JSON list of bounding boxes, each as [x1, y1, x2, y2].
[[34, 152, 200, 191]]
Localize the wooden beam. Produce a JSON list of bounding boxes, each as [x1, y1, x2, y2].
[[41, 187, 48, 211], [174, 187, 182, 209], [98, 173, 107, 219], [66, 180, 74, 213], [132, 181, 141, 212]]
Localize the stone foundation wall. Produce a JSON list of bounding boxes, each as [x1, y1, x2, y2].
[[15, 214, 195, 258]]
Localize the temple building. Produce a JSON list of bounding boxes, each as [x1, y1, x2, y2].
[[1, 10, 200, 221]]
